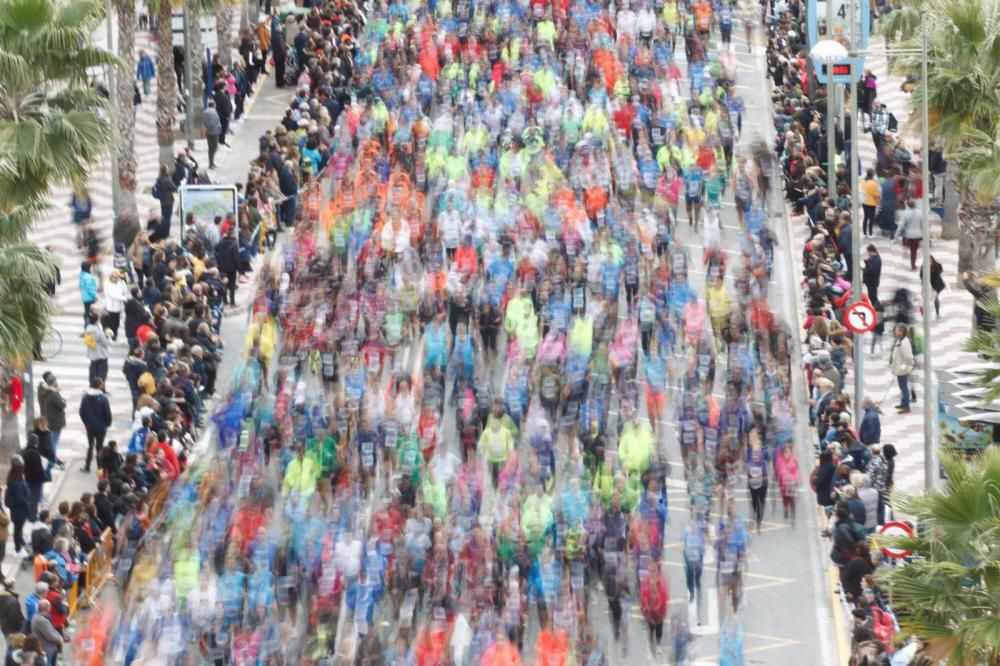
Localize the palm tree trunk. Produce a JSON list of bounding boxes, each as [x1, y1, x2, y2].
[[190, 8, 205, 120], [956, 193, 998, 275], [940, 159, 960, 241], [116, 0, 139, 218], [217, 3, 235, 68], [155, 0, 177, 167]]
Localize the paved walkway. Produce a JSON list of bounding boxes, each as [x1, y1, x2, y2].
[[789, 37, 980, 497], [16, 23, 262, 464]]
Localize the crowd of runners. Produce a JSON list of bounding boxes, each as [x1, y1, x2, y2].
[[52, 0, 926, 663]]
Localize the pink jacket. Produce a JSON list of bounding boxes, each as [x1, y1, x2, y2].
[[774, 450, 800, 493]]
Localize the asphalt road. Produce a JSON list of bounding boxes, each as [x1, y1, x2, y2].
[[331, 27, 840, 666]]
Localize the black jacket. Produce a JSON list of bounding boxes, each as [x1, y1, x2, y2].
[[79, 389, 112, 432], [30, 525, 52, 556], [213, 89, 233, 121], [814, 459, 837, 507], [0, 591, 24, 638], [4, 481, 30, 522], [122, 356, 148, 393], [155, 173, 177, 203], [278, 165, 298, 197], [21, 447, 46, 486], [214, 237, 241, 274], [863, 254, 881, 288], [94, 493, 116, 532]]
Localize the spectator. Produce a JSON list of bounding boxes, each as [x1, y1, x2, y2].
[[889, 324, 914, 414], [152, 165, 178, 243], [859, 397, 881, 445], [204, 100, 222, 170], [136, 49, 155, 96], [79, 378, 112, 473], [3, 457, 30, 558], [24, 582, 47, 628], [30, 600, 62, 666], [214, 227, 241, 306], [78, 261, 98, 327], [20, 434, 46, 521], [102, 270, 128, 341], [83, 312, 111, 384], [0, 578, 23, 638], [862, 245, 881, 308]]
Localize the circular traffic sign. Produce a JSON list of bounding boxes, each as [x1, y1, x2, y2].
[[878, 520, 914, 559], [845, 301, 877, 334]]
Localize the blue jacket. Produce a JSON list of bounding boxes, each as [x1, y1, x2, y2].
[[136, 56, 155, 80], [859, 407, 881, 445], [79, 270, 98, 304]]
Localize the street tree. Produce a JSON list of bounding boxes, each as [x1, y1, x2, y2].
[[880, 0, 1000, 274], [0, 0, 115, 459], [115, 0, 138, 218], [151, 0, 178, 166], [878, 448, 1000, 665]]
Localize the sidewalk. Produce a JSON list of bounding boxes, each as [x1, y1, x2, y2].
[[789, 36, 979, 498], [4, 15, 296, 603]]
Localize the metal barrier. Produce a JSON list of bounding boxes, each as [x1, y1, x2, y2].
[[65, 528, 115, 618]]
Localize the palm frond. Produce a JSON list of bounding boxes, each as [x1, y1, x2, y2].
[[878, 448, 1000, 664]]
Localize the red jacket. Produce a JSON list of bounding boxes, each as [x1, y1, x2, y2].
[[640, 575, 669, 624]]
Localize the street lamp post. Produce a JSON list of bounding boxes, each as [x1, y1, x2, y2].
[[810, 40, 849, 197], [848, 0, 863, 428], [919, 8, 935, 490]]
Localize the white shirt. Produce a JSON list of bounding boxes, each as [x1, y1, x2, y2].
[[103, 278, 128, 313], [334, 537, 363, 579], [637, 7, 656, 34]]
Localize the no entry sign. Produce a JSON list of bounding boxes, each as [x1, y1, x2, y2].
[[845, 301, 877, 334], [878, 520, 914, 559]]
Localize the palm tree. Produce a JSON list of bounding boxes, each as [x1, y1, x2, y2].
[[0, 0, 117, 208], [878, 448, 1000, 665], [116, 0, 138, 217], [216, 2, 235, 68], [880, 0, 1000, 274], [153, 0, 177, 166], [0, 210, 58, 459], [0, 0, 115, 459]]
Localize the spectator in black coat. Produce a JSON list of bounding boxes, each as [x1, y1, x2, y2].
[[4, 459, 31, 557], [214, 227, 241, 306], [20, 434, 47, 522], [814, 449, 837, 507], [31, 511, 53, 558], [79, 378, 112, 473], [213, 82, 233, 149], [94, 481, 116, 533], [862, 245, 881, 308]]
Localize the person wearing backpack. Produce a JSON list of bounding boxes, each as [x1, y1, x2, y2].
[[745, 442, 770, 532], [83, 312, 111, 385]]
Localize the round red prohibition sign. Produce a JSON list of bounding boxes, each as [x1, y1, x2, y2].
[[845, 301, 877, 334], [878, 520, 914, 559]]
